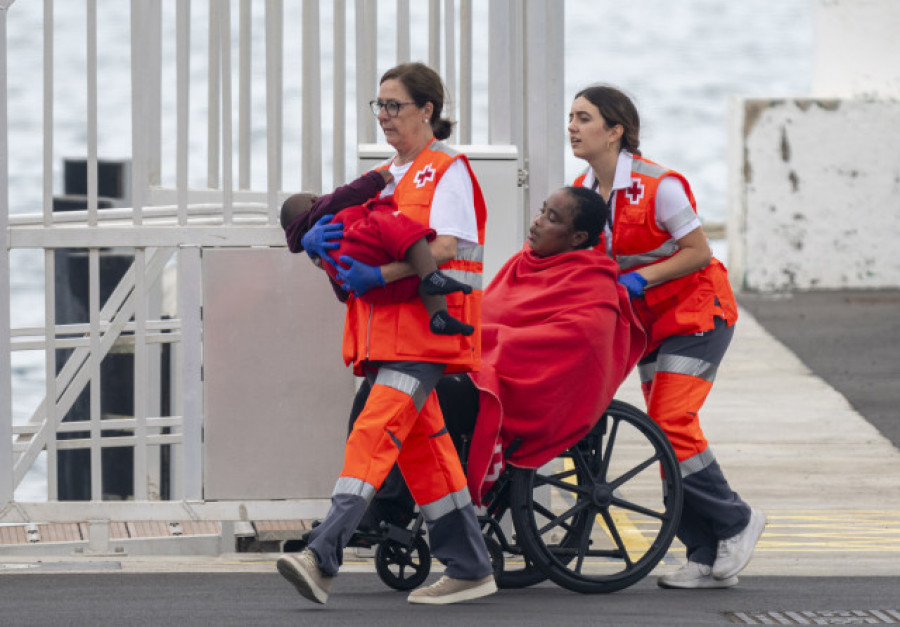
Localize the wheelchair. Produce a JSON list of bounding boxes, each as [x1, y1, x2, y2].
[[347, 376, 683, 594]]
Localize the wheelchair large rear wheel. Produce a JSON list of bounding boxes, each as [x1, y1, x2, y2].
[[509, 399, 682, 593]]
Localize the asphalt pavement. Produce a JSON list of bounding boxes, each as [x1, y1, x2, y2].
[[1, 572, 899, 626], [737, 289, 900, 447]]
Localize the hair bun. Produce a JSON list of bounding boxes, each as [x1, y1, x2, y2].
[[432, 118, 454, 141]]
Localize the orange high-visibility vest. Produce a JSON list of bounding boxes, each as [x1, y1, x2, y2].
[[342, 139, 487, 374], [575, 156, 737, 352]]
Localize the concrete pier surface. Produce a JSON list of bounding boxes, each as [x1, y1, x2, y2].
[[738, 289, 900, 447], [0, 289, 898, 624], [613, 288, 900, 579]]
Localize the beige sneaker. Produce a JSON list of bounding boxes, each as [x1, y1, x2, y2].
[[407, 574, 497, 605], [277, 549, 334, 604], [658, 561, 739, 589]]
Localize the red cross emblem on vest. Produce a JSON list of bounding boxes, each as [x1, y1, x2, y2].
[[414, 164, 436, 188], [624, 179, 645, 205]]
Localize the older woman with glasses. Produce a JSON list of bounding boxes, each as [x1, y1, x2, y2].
[[277, 62, 495, 606]]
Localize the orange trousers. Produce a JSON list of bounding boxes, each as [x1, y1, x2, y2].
[[340, 381, 468, 507], [641, 370, 713, 463], [638, 318, 750, 565]]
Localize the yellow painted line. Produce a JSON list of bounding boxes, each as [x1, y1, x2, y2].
[[766, 524, 900, 535], [764, 537, 900, 544], [791, 531, 900, 536], [765, 513, 900, 522], [756, 547, 900, 552], [737, 510, 900, 553], [766, 509, 900, 514]]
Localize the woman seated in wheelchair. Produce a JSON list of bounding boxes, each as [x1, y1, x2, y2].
[[345, 185, 646, 530]]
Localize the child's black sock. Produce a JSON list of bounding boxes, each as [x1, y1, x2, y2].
[[421, 270, 473, 296], [430, 310, 475, 336]]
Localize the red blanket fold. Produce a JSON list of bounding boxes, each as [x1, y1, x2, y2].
[[467, 246, 647, 504]]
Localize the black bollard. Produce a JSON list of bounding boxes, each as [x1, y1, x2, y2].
[[54, 158, 135, 501]]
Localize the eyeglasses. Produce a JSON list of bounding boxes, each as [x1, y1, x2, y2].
[[369, 100, 416, 118]]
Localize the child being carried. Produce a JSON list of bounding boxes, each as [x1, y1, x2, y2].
[[281, 170, 474, 336]]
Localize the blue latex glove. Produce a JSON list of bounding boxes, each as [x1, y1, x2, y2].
[[618, 271, 648, 298], [300, 214, 342, 263], [336, 255, 385, 295]]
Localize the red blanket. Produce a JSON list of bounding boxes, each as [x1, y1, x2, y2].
[[467, 246, 647, 504]]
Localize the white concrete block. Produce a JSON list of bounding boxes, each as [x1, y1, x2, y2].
[[729, 98, 900, 291]]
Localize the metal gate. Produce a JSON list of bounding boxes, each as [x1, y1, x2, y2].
[[0, 0, 564, 552]]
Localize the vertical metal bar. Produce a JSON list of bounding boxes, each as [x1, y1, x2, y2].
[[443, 0, 455, 142], [428, 0, 440, 71], [515, 1, 528, 228], [396, 0, 410, 63], [332, 0, 345, 186], [207, 0, 221, 189], [523, 0, 564, 220], [44, 250, 58, 500], [459, 0, 472, 144], [133, 249, 148, 500], [131, 0, 146, 224], [238, 0, 251, 190], [265, 0, 283, 223], [301, 0, 321, 193], [88, 249, 101, 500], [170, 328, 183, 499], [177, 1, 191, 226], [147, 0, 162, 188], [488, 0, 517, 145], [43, 0, 54, 227], [547, 0, 565, 200], [145, 255, 163, 500], [86, 0, 98, 227], [42, 0, 58, 499], [178, 246, 203, 499], [489, 0, 526, 230], [0, 3, 14, 505], [133, 1, 163, 500], [86, 0, 102, 501], [355, 0, 376, 144], [221, 0, 233, 220], [173, 0, 199, 495], [175, 0, 202, 498]]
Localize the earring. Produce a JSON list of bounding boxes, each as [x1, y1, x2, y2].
[[424, 118, 430, 124]]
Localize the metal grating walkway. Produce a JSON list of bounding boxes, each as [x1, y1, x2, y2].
[[728, 609, 900, 624]]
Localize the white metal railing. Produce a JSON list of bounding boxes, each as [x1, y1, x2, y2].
[[0, 0, 14, 509], [0, 0, 564, 535]]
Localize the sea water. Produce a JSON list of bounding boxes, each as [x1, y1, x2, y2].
[[4, 0, 812, 500]]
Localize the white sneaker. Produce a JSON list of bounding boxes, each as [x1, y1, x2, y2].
[[407, 574, 497, 605], [712, 507, 767, 580], [277, 549, 334, 605], [657, 561, 739, 589]]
